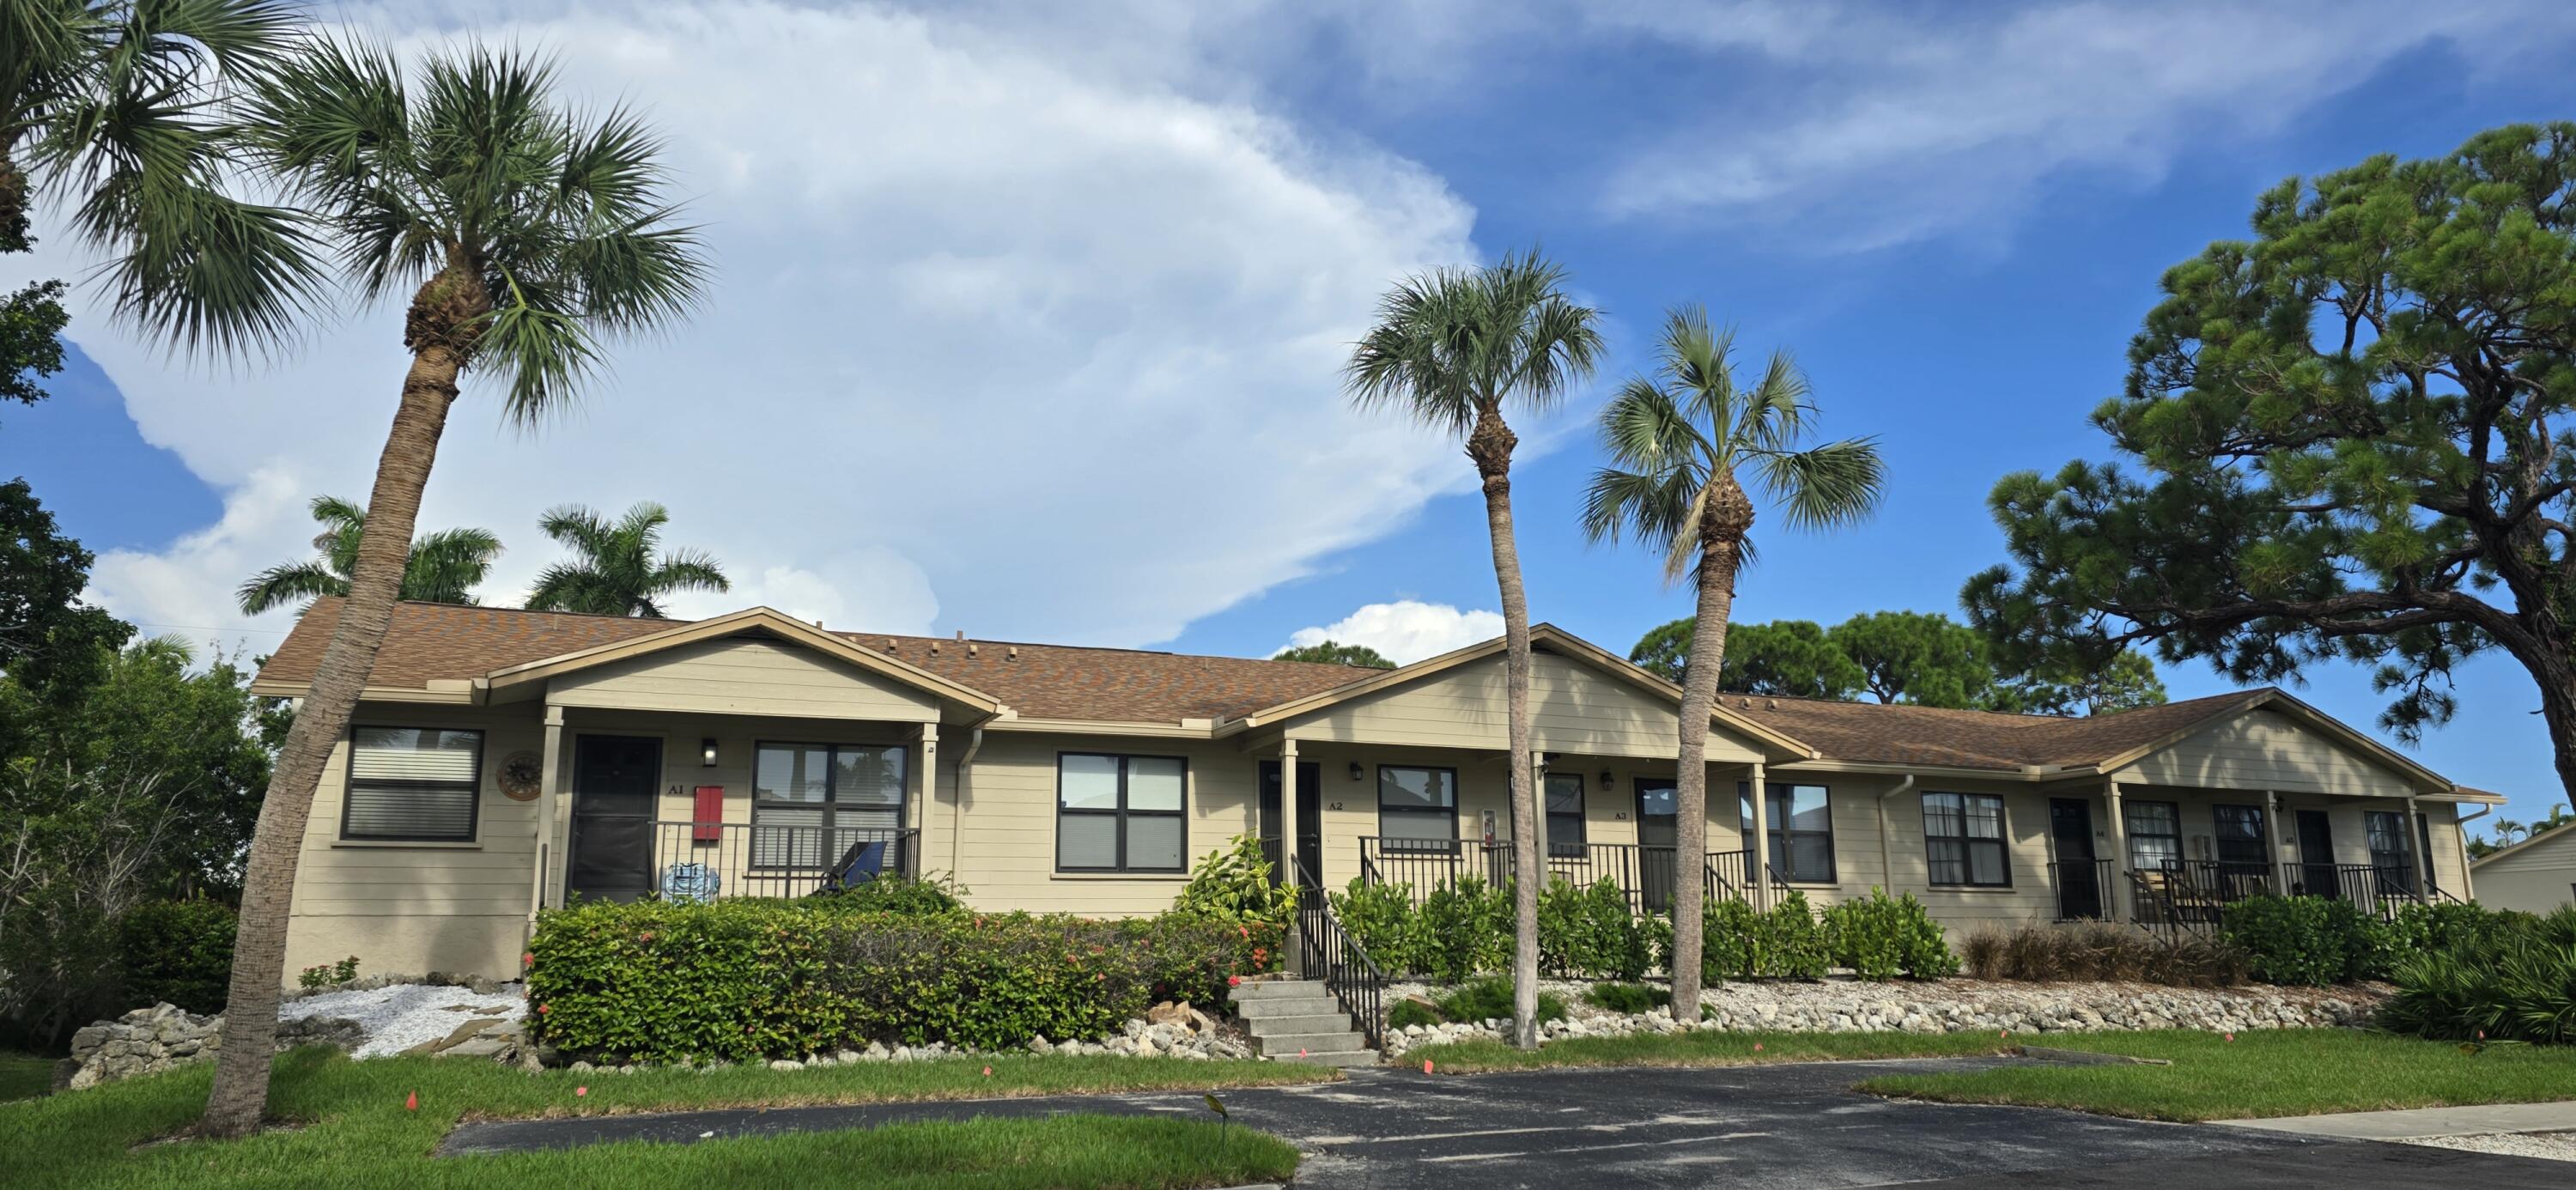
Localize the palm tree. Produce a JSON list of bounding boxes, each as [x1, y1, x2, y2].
[[1, 0, 309, 340], [524, 501, 730, 617], [2492, 819, 2527, 846], [202, 39, 707, 1137], [1582, 307, 1884, 1022], [236, 495, 501, 613], [1346, 250, 1603, 1049]]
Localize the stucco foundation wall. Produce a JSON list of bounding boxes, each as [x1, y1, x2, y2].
[[282, 913, 525, 983]]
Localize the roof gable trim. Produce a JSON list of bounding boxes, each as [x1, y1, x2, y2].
[[482, 607, 1004, 713]]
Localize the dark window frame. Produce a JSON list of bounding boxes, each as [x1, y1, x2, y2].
[[1055, 751, 1190, 873], [2365, 809, 2418, 890], [1737, 781, 1838, 884], [1921, 791, 2011, 889], [2211, 804, 2269, 871], [1544, 771, 1585, 856], [750, 740, 910, 871], [2124, 799, 2183, 873], [339, 724, 485, 842], [1376, 764, 1461, 853]]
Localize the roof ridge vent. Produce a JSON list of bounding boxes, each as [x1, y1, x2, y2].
[[1007, 646, 1018, 660], [884, 638, 897, 652], [1765, 698, 1777, 710]]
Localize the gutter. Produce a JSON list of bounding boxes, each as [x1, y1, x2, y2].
[[2454, 802, 2490, 900], [1875, 774, 1917, 896], [949, 726, 985, 878]]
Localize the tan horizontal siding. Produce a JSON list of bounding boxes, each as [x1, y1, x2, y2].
[[2117, 708, 2409, 797], [1283, 653, 1764, 762], [549, 639, 938, 721]]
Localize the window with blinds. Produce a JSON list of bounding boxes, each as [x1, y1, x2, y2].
[[341, 726, 483, 841], [750, 743, 908, 869], [1922, 792, 2009, 888]]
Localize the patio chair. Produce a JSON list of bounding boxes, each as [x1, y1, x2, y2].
[[824, 839, 889, 890]]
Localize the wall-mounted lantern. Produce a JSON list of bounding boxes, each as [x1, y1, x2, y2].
[[701, 738, 720, 768], [1348, 761, 1364, 782]]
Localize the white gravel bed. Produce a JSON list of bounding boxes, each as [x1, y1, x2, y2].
[[2407, 1131, 2576, 1163], [278, 981, 526, 1058]]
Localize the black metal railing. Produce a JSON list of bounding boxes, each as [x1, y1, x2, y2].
[[648, 822, 918, 900], [2122, 859, 2273, 937], [1292, 853, 1386, 1048], [2275, 861, 2431, 919], [2049, 858, 2114, 920], [1356, 837, 1760, 916]]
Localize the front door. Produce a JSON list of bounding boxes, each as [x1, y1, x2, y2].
[[568, 736, 661, 902], [1635, 778, 1679, 914], [2293, 810, 2336, 898], [1257, 761, 1323, 887], [2048, 798, 2101, 919]]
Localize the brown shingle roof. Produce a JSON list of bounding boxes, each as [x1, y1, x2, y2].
[[257, 598, 1372, 724], [1722, 689, 2272, 771], [258, 601, 2290, 768]]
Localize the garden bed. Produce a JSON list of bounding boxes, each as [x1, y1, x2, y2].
[[1381, 975, 2385, 1055]]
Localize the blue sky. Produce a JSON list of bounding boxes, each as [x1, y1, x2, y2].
[[11, 1, 2576, 830]]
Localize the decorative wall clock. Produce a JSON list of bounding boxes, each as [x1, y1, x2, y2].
[[499, 750, 544, 801]]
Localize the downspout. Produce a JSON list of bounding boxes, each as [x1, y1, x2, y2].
[[2455, 802, 2490, 902], [948, 726, 984, 880], [1875, 774, 1917, 896]]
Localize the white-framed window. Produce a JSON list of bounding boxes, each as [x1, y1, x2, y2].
[[750, 743, 907, 869], [1057, 753, 1187, 872], [1923, 792, 2009, 888], [341, 726, 483, 841]]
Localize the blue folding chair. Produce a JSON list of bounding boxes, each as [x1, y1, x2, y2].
[[825, 839, 888, 890]]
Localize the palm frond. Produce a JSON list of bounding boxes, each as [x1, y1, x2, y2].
[[1345, 249, 1601, 438], [1759, 439, 1887, 531], [236, 559, 344, 614]]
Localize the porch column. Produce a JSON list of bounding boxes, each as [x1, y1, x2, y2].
[[529, 704, 566, 925], [2103, 778, 2129, 922], [1279, 738, 1302, 885], [914, 723, 937, 878], [1749, 760, 1770, 909], [2264, 790, 2295, 888], [2401, 793, 2427, 896]]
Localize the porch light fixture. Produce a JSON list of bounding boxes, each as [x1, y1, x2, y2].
[[701, 738, 719, 767], [1600, 768, 1613, 788], [1348, 762, 1364, 782]]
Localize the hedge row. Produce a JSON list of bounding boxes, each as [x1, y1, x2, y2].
[[525, 898, 1270, 1063], [2219, 896, 2571, 987]]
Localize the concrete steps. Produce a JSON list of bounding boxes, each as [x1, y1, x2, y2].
[[1229, 980, 1376, 1067]]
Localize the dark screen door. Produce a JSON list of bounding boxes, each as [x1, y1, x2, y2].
[[568, 736, 661, 902], [2294, 810, 2336, 896], [2048, 798, 2101, 919], [1257, 761, 1322, 886], [1636, 778, 1679, 914]]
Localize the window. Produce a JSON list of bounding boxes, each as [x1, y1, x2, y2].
[[1056, 754, 1186, 872], [752, 743, 907, 869], [2366, 810, 2416, 891], [2212, 804, 2269, 874], [1922, 792, 2009, 888], [342, 726, 483, 841], [2125, 800, 2181, 874], [1740, 782, 1837, 883], [1377, 766, 1458, 852], [1544, 773, 1584, 856]]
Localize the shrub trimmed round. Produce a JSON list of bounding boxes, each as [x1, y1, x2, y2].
[[525, 898, 1261, 1064]]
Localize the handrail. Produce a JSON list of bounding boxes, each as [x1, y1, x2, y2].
[[647, 821, 920, 899], [1291, 852, 1386, 1048]]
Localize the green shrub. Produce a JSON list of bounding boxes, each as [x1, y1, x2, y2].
[[1168, 834, 1296, 974], [1418, 877, 1512, 981], [1698, 898, 1765, 981], [1583, 981, 1670, 1014], [1387, 999, 1441, 1029], [1818, 889, 1956, 981], [115, 900, 236, 1013], [2222, 896, 2349, 986], [1761, 890, 1828, 980], [1538, 877, 1649, 981], [805, 873, 969, 915], [2379, 939, 2576, 1045], [526, 898, 1261, 1063], [1330, 878, 1422, 974], [298, 956, 359, 991], [1433, 974, 1567, 1026]]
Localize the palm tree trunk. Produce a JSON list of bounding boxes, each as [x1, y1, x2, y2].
[[1668, 538, 1741, 1023], [199, 343, 466, 1137], [1469, 414, 1543, 1051]]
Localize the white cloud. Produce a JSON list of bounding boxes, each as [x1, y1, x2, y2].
[[34, 0, 1479, 649], [1583, 0, 2576, 247], [1283, 600, 1503, 665]]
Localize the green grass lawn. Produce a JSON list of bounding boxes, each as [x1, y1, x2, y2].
[[1859, 1029, 2576, 1121], [0, 1047, 1324, 1188], [0, 1052, 52, 1103]]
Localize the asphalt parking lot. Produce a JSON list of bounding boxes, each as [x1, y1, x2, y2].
[[440, 1056, 2575, 1187]]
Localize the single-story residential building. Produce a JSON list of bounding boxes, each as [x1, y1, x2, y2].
[[2467, 823, 2576, 913], [251, 599, 2500, 984]]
